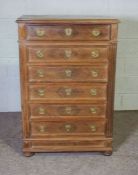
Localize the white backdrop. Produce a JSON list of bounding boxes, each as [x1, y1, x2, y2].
[[0, 0, 138, 111]]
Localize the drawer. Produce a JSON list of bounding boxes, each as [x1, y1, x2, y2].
[[29, 83, 107, 102], [31, 120, 105, 137], [26, 24, 110, 41], [28, 65, 108, 82], [27, 46, 109, 63], [29, 103, 106, 119]]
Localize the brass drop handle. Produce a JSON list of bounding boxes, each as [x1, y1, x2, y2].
[[91, 70, 98, 77], [64, 49, 72, 59], [91, 28, 101, 37], [90, 107, 97, 114], [65, 106, 72, 115], [36, 29, 45, 37], [90, 88, 97, 96], [91, 50, 100, 58], [64, 28, 73, 36], [38, 107, 46, 115], [90, 125, 96, 132], [37, 88, 45, 96], [64, 124, 73, 132], [38, 125, 47, 133], [65, 69, 72, 78], [36, 50, 44, 59], [65, 88, 72, 96], [37, 69, 45, 78]]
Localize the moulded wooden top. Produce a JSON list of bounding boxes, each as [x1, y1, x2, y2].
[[16, 15, 119, 24]]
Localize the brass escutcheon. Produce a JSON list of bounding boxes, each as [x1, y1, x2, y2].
[[65, 106, 72, 115], [65, 88, 72, 96], [65, 69, 72, 78], [64, 124, 73, 132], [64, 28, 73, 36], [64, 49, 72, 58]]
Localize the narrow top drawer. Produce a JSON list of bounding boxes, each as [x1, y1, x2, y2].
[[26, 24, 111, 41]]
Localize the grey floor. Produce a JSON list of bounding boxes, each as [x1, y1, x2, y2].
[[0, 111, 138, 175]]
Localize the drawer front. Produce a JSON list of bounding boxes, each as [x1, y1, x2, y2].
[[29, 83, 107, 101], [28, 65, 108, 82], [30, 103, 106, 119], [28, 46, 109, 63], [26, 24, 110, 41], [31, 120, 105, 136]]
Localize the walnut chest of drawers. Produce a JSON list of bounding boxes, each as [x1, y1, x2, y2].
[[16, 15, 119, 156]]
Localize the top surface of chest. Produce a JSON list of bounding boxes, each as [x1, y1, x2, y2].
[[16, 15, 119, 23]]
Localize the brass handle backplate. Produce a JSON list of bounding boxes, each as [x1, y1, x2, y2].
[[90, 125, 96, 132], [36, 50, 44, 59], [90, 107, 97, 114], [64, 28, 73, 36], [91, 50, 100, 58], [37, 88, 45, 96], [37, 69, 45, 78], [36, 29, 45, 37], [38, 125, 47, 133], [91, 29, 101, 37], [91, 70, 98, 77], [90, 89, 97, 96], [38, 107, 46, 115]]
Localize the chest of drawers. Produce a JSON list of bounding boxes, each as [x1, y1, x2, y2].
[[16, 16, 119, 156]]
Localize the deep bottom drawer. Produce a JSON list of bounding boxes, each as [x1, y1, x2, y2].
[[31, 120, 106, 137]]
